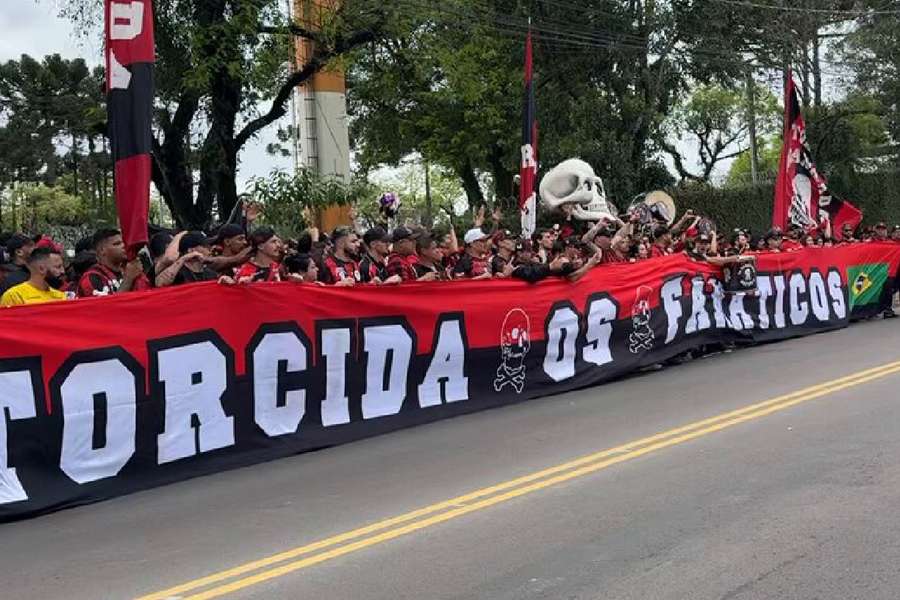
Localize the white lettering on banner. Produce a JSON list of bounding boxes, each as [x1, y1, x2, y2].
[[60, 360, 136, 484], [320, 328, 351, 427], [253, 332, 307, 437], [419, 318, 469, 407], [110, 1, 145, 40], [685, 276, 712, 335], [808, 272, 831, 322], [773, 274, 787, 328], [728, 292, 754, 330], [828, 270, 847, 319], [108, 51, 132, 90], [0, 371, 36, 504], [709, 279, 729, 329], [362, 325, 412, 419], [543, 306, 579, 382], [756, 276, 773, 329], [661, 277, 683, 343], [156, 341, 233, 464], [789, 273, 810, 325], [583, 297, 616, 367]]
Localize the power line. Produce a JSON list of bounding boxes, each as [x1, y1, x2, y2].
[[707, 0, 900, 16]]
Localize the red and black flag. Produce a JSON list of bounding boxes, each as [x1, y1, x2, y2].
[[519, 26, 538, 238], [773, 73, 861, 238], [105, 0, 155, 257]]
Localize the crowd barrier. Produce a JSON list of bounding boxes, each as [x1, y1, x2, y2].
[[0, 244, 898, 520]]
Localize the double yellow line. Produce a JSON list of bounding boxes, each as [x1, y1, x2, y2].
[[137, 360, 900, 600]]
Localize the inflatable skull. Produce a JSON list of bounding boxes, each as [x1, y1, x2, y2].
[[539, 158, 617, 221]]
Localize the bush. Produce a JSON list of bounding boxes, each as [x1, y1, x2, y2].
[[672, 171, 900, 235]]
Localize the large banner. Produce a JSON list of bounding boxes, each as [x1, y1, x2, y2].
[[1, 244, 898, 520]]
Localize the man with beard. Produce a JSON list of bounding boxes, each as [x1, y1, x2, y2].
[[414, 235, 446, 281], [77, 229, 150, 297], [0, 233, 35, 295], [234, 227, 284, 283], [1, 247, 68, 306], [490, 230, 516, 275], [358, 227, 398, 284], [321, 227, 360, 284], [386, 227, 419, 282], [454, 228, 493, 280]]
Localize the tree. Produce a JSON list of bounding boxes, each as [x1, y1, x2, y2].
[[725, 137, 782, 187], [663, 82, 779, 183], [348, 0, 782, 209], [0, 54, 107, 198], [60, 0, 401, 229], [248, 168, 374, 237]]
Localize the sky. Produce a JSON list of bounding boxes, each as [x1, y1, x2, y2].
[[0, 0, 292, 193]]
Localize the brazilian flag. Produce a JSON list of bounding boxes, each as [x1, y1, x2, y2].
[[847, 263, 889, 309]]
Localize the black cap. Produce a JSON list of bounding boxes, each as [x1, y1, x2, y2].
[[216, 223, 245, 243], [179, 231, 213, 254], [765, 228, 783, 240], [363, 226, 391, 246], [5, 233, 32, 256], [391, 227, 414, 243]]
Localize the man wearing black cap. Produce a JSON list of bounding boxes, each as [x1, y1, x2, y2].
[[358, 227, 393, 284], [763, 227, 784, 252], [0, 233, 35, 295], [320, 227, 360, 284], [155, 231, 219, 286], [385, 227, 419, 282]]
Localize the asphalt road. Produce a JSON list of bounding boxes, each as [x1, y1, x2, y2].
[[4, 318, 900, 600]]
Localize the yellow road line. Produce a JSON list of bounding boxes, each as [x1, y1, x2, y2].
[[137, 360, 900, 600]]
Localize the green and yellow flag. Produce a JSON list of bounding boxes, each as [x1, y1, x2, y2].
[[847, 263, 889, 309]]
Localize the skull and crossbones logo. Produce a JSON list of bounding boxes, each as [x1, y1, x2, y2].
[[494, 308, 531, 394], [628, 285, 655, 354]]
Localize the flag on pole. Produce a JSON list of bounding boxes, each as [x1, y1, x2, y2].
[[105, 0, 155, 257], [519, 26, 538, 238], [773, 72, 861, 238]]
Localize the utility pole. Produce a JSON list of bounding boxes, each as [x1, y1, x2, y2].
[[424, 159, 434, 230], [746, 70, 760, 185]]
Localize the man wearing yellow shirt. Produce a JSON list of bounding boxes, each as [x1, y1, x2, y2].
[[1, 247, 68, 307]]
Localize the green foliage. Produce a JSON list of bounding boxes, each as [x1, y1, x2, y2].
[[725, 137, 782, 187], [1, 184, 90, 231], [665, 82, 779, 181], [677, 170, 900, 236], [248, 169, 375, 237]]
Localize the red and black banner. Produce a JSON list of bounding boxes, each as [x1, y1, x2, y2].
[[519, 27, 538, 237], [774, 73, 861, 237], [0, 245, 898, 520], [105, 0, 155, 255]]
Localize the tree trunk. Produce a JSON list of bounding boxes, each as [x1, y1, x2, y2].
[[457, 159, 484, 209]]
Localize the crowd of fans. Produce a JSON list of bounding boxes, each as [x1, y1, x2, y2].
[[1, 204, 899, 312]]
